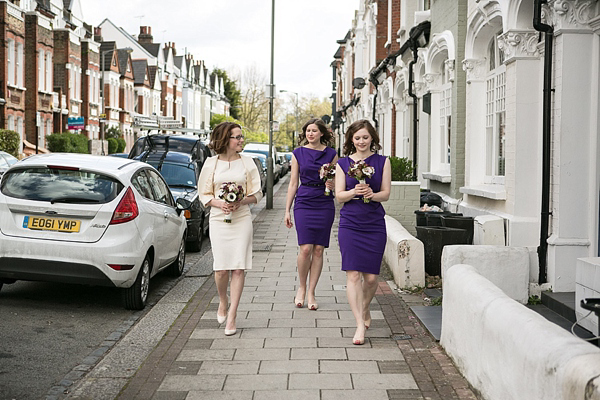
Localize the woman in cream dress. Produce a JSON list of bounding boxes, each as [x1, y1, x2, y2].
[[198, 122, 263, 335]]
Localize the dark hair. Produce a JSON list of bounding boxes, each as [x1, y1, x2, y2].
[[343, 119, 381, 156], [209, 122, 241, 154], [297, 118, 333, 147]]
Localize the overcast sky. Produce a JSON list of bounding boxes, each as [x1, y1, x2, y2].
[[83, 1, 358, 101]]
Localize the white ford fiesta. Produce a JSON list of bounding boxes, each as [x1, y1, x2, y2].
[[0, 153, 188, 309]]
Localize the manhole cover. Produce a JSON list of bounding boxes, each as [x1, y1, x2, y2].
[[391, 334, 412, 341]]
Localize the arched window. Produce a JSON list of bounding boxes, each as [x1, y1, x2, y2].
[[485, 32, 506, 182]]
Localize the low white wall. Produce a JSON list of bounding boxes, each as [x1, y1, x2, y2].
[[441, 245, 529, 304], [383, 215, 425, 289], [441, 264, 600, 400]]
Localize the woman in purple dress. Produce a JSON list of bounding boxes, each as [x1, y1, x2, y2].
[[335, 120, 391, 345], [285, 118, 337, 310]]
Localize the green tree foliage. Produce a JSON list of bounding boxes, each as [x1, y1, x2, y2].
[[389, 156, 416, 181], [210, 114, 242, 129], [47, 132, 90, 154], [243, 130, 268, 144], [213, 68, 242, 120], [117, 138, 126, 153], [0, 130, 20, 157], [107, 138, 118, 154]]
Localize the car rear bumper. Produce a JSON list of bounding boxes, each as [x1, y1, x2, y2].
[[0, 231, 146, 288], [0, 257, 115, 286]]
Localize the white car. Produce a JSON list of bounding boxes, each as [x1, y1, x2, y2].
[[0, 153, 188, 310]]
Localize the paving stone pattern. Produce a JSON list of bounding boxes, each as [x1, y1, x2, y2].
[[117, 180, 478, 400]]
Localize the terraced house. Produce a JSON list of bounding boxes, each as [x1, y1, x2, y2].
[[0, 0, 228, 156], [333, 0, 600, 337]]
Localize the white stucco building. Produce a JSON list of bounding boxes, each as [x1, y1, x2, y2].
[[333, 0, 600, 296]]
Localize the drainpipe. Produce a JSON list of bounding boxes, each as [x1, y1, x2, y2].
[[533, 0, 553, 284], [408, 42, 418, 181], [368, 75, 380, 129]]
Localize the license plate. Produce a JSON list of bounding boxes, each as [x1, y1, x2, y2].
[[23, 216, 81, 233]]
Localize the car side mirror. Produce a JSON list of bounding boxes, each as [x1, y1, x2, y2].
[[176, 197, 191, 215]]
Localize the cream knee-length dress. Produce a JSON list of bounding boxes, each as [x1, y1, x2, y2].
[[198, 154, 263, 270]]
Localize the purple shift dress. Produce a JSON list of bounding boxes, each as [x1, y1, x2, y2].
[[338, 154, 387, 274], [293, 146, 337, 247]]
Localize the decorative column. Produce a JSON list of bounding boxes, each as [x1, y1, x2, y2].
[[496, 30, 543, 249], [544, 0, 599, 291], [462, 58, 487, 189]]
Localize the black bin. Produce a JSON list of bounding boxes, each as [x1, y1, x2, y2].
[[441, 215, 474, 244], [414, 210, 463, 227], [416, 226, 469, 276]]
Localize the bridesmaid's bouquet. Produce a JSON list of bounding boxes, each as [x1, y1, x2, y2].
[[348, 160, 375, 203], [319, 163, 336, 196], [217, 182, 245, 223]]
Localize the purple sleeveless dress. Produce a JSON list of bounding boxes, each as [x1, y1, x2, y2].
[[337, 154, 387, 274], [293, 146, 337, 247]]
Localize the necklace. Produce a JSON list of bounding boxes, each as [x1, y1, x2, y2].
[[305, 145, 324, 151], [351, 151, 373, 162]]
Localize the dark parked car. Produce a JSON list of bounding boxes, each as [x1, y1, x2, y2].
[[129, 134, 212, 166], [130, 135, 212, 252], [278, 154, 290, 176], [108, 153, 129, 158], [247, 154, 267, 194]]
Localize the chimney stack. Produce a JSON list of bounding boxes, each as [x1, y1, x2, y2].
[[138, 26, 153, 44], [94, 27, 102, 42]]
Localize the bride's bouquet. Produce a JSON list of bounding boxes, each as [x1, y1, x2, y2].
[[218, 182, 245, 223], [347, 160, 375, 203], [319, 163, 336, 196]]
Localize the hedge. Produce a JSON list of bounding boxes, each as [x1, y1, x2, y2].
[[0, 130, 20, 157], [117, 138, 126, 153], [389, 156, 416, 181], [46, 132, 90, 153], [107, 138, 118, 154]]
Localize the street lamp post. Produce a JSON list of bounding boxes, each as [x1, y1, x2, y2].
[[279, 89, 298, 150], [267, 0, 275, 209]]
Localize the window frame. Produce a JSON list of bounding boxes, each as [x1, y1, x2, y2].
[[484, 33, 507, 185]]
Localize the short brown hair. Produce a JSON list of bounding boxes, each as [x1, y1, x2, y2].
[[342, 119, 381, 156], [298, 118, 333, 147], [209, 122, 241, 154]]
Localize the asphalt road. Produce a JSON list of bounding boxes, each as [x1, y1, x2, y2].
[[0, 242, 211, 400]]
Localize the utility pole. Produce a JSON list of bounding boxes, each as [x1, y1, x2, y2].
[[266, 0, 275, 209]]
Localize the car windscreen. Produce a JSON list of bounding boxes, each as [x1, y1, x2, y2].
[[1, 167, 124, 203], [151, 162, 197, 188]]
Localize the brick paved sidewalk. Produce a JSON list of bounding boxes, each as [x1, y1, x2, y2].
[[117, 180, 478, 400]]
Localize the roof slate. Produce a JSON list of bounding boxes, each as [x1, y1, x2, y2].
[[140, 43, 161, 57], [132, 59, 148, 85]]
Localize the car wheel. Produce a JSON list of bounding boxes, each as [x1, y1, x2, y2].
[[187, 223, 203, 252], [122, 255, 151, 310], [168, 235, 186, 276]]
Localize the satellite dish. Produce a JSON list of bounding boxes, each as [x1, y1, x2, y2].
[[352, 77, 366, 89]]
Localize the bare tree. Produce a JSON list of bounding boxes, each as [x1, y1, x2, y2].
[[237, 65, 270, 134]]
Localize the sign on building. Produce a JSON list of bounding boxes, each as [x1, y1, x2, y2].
[[67, 116, 85, 130]]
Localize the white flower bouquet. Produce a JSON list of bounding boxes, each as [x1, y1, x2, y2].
[[217, 182, 245, 223], [319, 163, 336, 196], [347, 160, 375, 203]]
